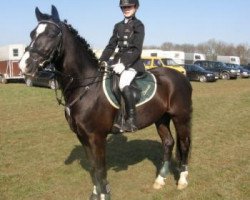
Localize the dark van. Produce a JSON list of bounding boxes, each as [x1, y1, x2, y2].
[[194, 60, 238, 80]]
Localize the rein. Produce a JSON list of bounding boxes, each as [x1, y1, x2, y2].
[[25, 19, 100, 111], [53, 68, 107, 115], [27, 20, 112, 114]]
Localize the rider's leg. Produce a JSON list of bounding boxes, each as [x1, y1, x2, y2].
[[119, 68, 138, 132]]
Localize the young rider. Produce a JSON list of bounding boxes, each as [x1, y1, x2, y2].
[[99, 0, 145, 132]]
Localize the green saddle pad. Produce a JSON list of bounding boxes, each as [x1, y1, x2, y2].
[[102, 72, 157, 109]]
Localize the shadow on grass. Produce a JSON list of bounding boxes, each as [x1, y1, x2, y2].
[[64, 134, 180, 180]]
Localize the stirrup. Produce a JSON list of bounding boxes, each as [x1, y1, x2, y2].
[[123, 119, 138, 132], [111, 123, 124, 134], [123, 124, 138, 132]]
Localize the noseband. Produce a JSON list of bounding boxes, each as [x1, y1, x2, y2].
[[25, 20, 63, 67]]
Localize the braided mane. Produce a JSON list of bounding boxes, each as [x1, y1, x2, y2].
[[62, 20, 99, 65]]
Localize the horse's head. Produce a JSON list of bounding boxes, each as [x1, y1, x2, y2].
[[19, 5, 62, 76]]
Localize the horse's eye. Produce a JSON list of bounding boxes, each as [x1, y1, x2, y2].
[[48, 34, 56, 38]]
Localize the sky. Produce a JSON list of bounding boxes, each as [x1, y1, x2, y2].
[[0, 0, 249, 49]]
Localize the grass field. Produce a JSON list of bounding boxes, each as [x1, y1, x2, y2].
[[0, 79, 249, 200]]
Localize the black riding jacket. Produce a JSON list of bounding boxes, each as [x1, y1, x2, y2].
[[100, 16, 145, 72]]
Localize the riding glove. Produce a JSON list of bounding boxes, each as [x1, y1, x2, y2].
[[112, 63, 125, 74]]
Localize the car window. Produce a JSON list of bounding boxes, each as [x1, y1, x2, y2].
[[189, 65, 195, 71], [221, 62, 228, 68], [215, 62, 221, 68], [185, 65, 191, 71], [191, 65, 196, 71], [161, 58, 176, 66], [207, 62, 213, 68], [195, 65, 205, 71], [142, 59, 151, 66], [200, 62, 207, 68], [154, 59, 162, 67], [195, 55, 201, 59]]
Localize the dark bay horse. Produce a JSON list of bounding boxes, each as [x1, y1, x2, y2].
[[19, 6, 192, 200]]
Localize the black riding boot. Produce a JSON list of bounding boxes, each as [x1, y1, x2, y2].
[[121, 86, 138, 132]]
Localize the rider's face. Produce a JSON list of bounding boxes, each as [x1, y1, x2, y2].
[[121, 5, 137, 18]]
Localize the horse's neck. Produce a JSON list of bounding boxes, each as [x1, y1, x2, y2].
[[56, 30, 100, 100], [62, 41, 97, 77]]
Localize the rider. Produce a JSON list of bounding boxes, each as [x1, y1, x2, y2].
[[99, 0, 145, 132]]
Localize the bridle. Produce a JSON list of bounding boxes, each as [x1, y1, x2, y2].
[[25, 20, 106, 113], [25, 20, 63, 68]]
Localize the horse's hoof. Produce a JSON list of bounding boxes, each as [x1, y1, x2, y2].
[[177, 171, 188, 190], [100, 193, 111, 200], [89, 193, 99, 200], [153, 181, 164, 190], [153, 175, 165, 190], [177, 182, 188, 190]]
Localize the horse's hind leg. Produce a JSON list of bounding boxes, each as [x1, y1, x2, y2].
[[172, 114, 192, 190], [153, 115, 174, 190]]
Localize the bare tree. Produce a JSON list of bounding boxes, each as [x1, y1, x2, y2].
[[144, 39, 250, 64]]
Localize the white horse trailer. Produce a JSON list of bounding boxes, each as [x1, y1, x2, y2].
[[185, 53, 206, 64], [217, 56, 240, 65], [0, 44, 25, 83], [141, 49, 163, 57], [161, 51, 185, 64], [141, 50, 185, 64]]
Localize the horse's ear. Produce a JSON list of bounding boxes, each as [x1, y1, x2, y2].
[[35, 7, 45, 21], [51, 5, 60, 22]]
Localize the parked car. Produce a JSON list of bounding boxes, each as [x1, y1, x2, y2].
[[141, 56, 186, 76], [242, 65, 250, 71], [184, 64, 218, 82], [25, 69, 59, 89], [225, 63, 250, 78], [194, 60, 238, 80]]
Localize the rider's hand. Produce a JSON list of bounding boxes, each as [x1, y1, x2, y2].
[[98, 61, 108, 70], [112, 63, 125, 74]]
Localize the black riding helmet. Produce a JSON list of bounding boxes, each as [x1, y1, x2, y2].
[[119, 0, 139, 8]]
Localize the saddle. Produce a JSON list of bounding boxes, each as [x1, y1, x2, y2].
[[102, 71, 157, 109], [110, 73, 146, 106]]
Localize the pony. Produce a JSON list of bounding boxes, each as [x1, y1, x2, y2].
[[19, 5, 192, 200]]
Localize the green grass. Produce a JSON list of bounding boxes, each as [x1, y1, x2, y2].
[[0, 79, 249, 200]]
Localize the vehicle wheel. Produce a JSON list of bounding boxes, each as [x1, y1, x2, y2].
[[25, 77, 33, 87], [0, 76, 7, 84], [199, 75, 207, 82], [49, 80, 59, 89], [221, 72, 230, 80]]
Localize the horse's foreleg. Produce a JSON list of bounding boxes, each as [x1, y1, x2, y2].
[[153, 117, 174, 190], [173, 116, 191, 190], [77, 134, 111, 200]]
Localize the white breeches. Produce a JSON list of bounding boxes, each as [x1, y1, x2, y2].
[[119, 68, 137, 90]]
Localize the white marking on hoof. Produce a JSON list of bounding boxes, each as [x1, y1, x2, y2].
[[153, 175, 166, 190], [177, 171, 188, 190], [100, 194, 105, 200], [93, 185, 98, 194]]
